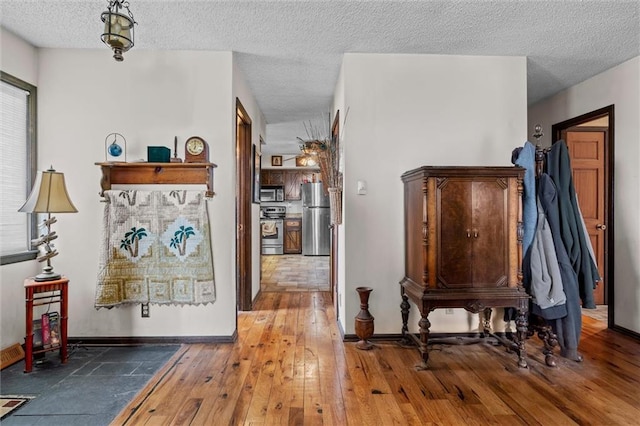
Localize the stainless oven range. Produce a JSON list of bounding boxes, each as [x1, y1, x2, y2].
[[260, 206, 286, 255]]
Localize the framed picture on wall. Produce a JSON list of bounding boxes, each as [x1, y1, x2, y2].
[[252, 143, 261, 204], [271, 155, 282, 166]]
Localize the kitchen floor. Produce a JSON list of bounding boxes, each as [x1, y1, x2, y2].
[[261, 254, 330, 291]]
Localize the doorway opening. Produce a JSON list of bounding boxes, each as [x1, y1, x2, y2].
[[258, 153, 333, 294], [552, 104, 614, 327], [236, 98, 252, 311]]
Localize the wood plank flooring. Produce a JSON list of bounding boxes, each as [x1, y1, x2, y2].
[[112, 292, 640, 425]]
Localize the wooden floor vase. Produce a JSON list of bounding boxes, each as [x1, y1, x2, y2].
[[355, 286, 374, 350]]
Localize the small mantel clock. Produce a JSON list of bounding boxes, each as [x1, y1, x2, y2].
[[185, 136, 209, 163]]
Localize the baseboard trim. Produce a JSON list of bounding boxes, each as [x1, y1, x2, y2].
[[253, 288, 263, 305], [610, 324, 640, 340], [68, 332, 237, 346]]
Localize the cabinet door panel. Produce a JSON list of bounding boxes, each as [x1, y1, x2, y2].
[[472, 180, 508, 287], [285, 171, 302, 200], [437, 179, 472, 287], [284, 219, 302, 253], [261, 170, 284, 185]]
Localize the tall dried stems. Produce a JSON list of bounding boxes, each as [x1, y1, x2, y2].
[[298, 113, 343, 191]]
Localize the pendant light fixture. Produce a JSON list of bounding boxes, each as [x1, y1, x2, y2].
[[101, 0, 137, 62]]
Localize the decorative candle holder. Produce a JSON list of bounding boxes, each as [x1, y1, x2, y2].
[[355, 286, 375, 350]]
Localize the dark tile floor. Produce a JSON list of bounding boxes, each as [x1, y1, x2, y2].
[[0, 344, 179, 425]]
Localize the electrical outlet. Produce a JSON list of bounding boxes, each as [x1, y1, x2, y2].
[[445, 308, 454, 315], [141, 303, 150, 318]]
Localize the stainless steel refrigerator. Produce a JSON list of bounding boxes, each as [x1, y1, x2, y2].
[[301, 182, 330, 256]]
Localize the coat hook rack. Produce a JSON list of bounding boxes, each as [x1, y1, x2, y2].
[[532, 124, 543, 147], [95, 162, 217, 198]]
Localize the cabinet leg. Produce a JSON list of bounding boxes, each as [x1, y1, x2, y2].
[[399, 290, 412, 347], [515, 309, 529, 368], [60, 283, 68, 364], [482, 307, 493, 337], [415, 314, 431, 370], [24, 289, 34, 373], [24, 335, 33, 373]]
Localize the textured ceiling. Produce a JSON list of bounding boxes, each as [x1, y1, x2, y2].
[[1, 1, 638, 154]]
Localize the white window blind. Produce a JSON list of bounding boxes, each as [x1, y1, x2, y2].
[[0, 80, 30, 256]]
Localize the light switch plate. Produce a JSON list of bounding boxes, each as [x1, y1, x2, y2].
[[357, 180, 367, 195]]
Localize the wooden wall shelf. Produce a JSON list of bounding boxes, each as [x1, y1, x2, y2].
[[95, 162, 218, 198]]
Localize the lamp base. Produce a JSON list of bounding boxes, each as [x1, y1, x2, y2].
[[34, 266, 61, 282]]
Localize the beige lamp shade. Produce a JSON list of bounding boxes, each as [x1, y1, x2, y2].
[[19, 168, 78, 213]]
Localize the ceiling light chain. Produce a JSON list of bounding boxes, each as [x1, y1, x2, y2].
[[101, 0, 137, 62]]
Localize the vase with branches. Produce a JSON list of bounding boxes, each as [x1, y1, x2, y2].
[[298, 111, 346, 224]]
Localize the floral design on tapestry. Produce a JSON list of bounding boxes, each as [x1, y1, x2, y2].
[[117, 225, 154, 262], [162, 216, 203, 260]]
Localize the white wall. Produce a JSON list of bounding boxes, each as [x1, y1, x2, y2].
[[232, 55, 267, 302], [0, 27, 40, 350], [528, 56, 640, 334], [12, 47, 246, 341], [338, 53, 527, 335], [0, 27, 38, 85], [332, 60, 347, 327]]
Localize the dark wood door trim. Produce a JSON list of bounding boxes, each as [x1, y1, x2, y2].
[[331, 111, 340, 320], [236, 98, 253, 311], [551, 104, 614, 328]]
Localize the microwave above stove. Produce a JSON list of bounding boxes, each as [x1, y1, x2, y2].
[[260, 186, 284, 202]]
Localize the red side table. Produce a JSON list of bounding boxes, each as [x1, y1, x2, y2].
[[24, 276, 69, 373]]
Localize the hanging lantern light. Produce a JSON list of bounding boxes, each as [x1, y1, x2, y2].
[[101, 0, 137, 62]]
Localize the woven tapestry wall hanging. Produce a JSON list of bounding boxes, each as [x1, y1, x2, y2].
[[95, 190, 215, 308]]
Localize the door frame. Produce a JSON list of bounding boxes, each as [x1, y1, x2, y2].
[[330, 111, 340, 320], [236, 98, 253, 311], [551, 104, 614, 327]]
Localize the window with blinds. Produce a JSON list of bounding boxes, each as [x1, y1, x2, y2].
[[1, 72, 37, 264]]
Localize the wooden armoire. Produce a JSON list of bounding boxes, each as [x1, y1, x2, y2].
[[400, 166, 530, 368]]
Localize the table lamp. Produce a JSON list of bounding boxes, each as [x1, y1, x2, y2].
[[19, 167, 78, 282]]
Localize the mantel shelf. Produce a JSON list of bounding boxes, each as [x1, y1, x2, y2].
[[95, 162, 218, 198]]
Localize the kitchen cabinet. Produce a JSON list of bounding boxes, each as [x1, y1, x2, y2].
[[284, 171, 304, 200], [287, 170, 320, 200], [400, 166, 529, 369], [261, 170, 285, 186], [284, 218, 302, 254], [261, 169, 319, 201]]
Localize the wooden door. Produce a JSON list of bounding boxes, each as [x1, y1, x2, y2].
[[471, 179, 508, 287], [436, 177, 510, 289], [437, 179, 473, 288], [236, 99, 252, 311], [564, 129, 607, 304]]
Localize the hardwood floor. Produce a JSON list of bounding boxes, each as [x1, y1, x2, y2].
[[112, 292, 640, 425]]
